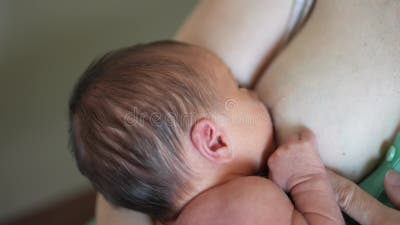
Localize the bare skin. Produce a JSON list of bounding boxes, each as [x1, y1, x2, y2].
[[169, 177, 294, 225], [328, 169, 400, 225], [167, 130, 344, 225]]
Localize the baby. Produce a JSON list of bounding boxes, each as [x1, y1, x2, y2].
[[69, 40, 344, 225]]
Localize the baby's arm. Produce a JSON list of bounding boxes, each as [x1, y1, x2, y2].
[[268, 129, 344, 225]]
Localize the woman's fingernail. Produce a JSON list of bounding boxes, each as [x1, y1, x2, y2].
[[386, 170, 400, 186]]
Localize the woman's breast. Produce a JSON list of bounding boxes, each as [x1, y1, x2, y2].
[[255, 0, 400, 182]]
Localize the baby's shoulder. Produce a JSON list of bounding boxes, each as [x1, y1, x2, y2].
[[175, 176, 294, 225]]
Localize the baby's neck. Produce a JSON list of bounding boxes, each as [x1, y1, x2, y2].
[[168, 151, 264, 222], [174, 169, 252, 220], [164, 171, 260, 225]]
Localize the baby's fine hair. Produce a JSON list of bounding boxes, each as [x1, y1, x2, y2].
[[68, 40, 217, 220]]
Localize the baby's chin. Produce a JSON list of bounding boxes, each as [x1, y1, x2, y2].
[[244, 153, 268, 177], [256, 140, 276, 177], [254, 160, 269, 177]]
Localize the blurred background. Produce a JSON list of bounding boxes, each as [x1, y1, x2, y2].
[[0, 1, 197, 224]]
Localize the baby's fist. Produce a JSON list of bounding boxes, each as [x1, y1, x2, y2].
[[268, 129, 326, 192]]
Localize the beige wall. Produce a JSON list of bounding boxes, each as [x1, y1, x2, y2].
[[0, 0, 196, 222]]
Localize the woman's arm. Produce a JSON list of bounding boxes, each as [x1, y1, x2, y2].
[[174, 0, 294, 87]]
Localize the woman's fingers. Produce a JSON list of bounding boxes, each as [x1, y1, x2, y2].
[[327, 169, 389, 225], [384, 170, 400, 209]]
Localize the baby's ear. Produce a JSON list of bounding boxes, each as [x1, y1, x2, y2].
[[190, 118, 233, 163]]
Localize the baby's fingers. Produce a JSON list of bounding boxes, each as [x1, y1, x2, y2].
[[286, 132, 300, 144], [299, 129, 316, 142], [283, 128, 316, 145]]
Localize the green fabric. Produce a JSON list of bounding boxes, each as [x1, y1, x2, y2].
[[86, 219, 95, 225]]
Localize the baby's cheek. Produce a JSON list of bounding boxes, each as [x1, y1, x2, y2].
[[259, 112, 275, 161], [256, 108, 273, 140]]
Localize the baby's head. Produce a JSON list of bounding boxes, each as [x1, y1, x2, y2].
[[69, 40, 274, 220]]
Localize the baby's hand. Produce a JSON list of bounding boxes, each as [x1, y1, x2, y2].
[[268, 129, 326, 192]]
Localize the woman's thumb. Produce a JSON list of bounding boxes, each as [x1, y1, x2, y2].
[[384, 170, 400, 209], [327, 169, 388, 225]]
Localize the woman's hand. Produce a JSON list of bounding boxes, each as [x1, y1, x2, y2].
[[327, 169, 400, 225]]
